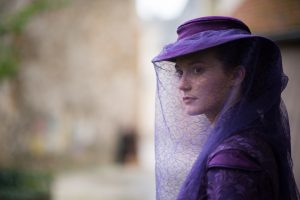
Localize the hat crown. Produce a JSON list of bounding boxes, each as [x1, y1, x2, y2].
[[177, 16, 251, 40]]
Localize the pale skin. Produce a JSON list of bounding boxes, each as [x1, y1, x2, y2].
[[175, 48, 245, 123]]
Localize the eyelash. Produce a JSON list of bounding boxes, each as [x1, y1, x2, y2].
[[175, 66, 203, 78], [175, 69, 183, 77], [193, 67, 203, 74]]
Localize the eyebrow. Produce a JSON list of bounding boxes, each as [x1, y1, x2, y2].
[[175, 59, 207, 69], [189, 60, 207, 65]]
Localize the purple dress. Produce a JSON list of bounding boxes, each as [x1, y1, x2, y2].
[[199, 128, 279, 199], [153, 16, 299, 199]]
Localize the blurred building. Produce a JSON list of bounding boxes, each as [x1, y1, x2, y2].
[[0, 0, 139, 168]]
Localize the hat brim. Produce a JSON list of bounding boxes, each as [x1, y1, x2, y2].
[[152, 29, 272, 63]]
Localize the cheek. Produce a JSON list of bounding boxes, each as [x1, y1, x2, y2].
[[197, 76, 231, 106]]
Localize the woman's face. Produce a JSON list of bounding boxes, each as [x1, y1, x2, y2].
[[175, 49, 236, 121]]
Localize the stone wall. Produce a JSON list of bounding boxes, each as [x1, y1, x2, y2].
[[281, 44, 300, 187], [0, 0, 138, 167]]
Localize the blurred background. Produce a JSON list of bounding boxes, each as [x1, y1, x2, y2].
[[0, 0, 299, 199]]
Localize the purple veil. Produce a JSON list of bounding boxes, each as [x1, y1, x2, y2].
[[152, 16, 299, 200]]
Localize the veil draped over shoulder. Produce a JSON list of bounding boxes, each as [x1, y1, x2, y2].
[[152, 16, 299, 200]]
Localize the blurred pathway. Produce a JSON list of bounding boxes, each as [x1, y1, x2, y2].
[[52, 165, 155, 200]]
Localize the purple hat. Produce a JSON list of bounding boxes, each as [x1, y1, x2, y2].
[[152, 16, 270, 62], [152, 16, 300, 200]]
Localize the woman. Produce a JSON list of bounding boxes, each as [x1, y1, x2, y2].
[[152, 16, 299, 200]]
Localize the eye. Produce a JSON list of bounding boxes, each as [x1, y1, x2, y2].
[[193, 66, 203, 74], [175, 69, 183, 78]]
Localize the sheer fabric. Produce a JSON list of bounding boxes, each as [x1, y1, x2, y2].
[[152, 16, 299, 200], [155, 61, 210, 200]]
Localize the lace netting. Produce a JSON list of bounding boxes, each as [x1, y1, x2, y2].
[[155, 61, 209, 200]]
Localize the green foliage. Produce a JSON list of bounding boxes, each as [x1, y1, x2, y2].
[[0, 168, 52, 200], [0, 46, 18, 79], [0, 0, 69, 81], [0, 0, 49, 35]]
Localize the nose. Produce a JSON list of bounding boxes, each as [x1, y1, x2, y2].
[[178, 74, 192, 91]]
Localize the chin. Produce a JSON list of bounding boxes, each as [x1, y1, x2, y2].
[[185, 107, 204, 116]]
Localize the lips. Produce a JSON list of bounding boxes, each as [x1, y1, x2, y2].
[[182, 96, 197, 104]]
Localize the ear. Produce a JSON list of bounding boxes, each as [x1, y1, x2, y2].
[[230, 66, 245, 87]]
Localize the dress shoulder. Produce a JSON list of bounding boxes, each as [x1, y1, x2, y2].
[[205, 128, 279, 200], [207, 128, 277, 172]]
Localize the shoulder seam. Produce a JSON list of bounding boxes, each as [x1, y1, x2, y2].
[[207, 148, 262, 171]]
